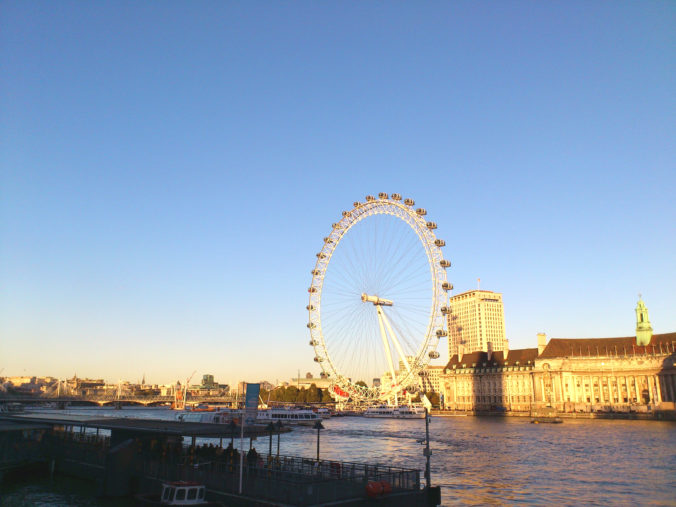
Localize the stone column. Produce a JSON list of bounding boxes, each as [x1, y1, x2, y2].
[[625, 376, 631, 402], [647, 375, 654, 404], [572, 375, 578, 403], [653, 376, 661, 403], [632, 376, 638, 403], [599, 376, 605, 403]]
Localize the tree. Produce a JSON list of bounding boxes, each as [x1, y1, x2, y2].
[[426, 391, 440, 408], [284, 386, 299, 403], [307, 384, 321, 403], [355, 380, 368, 388]]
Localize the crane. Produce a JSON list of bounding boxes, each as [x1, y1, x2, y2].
[[182, 370, 197, 410]]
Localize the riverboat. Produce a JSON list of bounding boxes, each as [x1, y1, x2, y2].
[[176, 409, 238, 424], [315, 407, 331, 418], [135, 481, 223, 506], [176, 407, 322, 426], [257, 407, 322, 426], [364, 405, 426, 418], [531, 417, 563, 424]]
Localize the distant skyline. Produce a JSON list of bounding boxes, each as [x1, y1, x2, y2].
[[1, 2, 675, 385]]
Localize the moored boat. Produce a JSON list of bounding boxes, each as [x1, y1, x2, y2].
[[135, 481, 223, 506], [257, 407, 323, 426], [364, 405, 426, 419], [315, 407, 331, 418], [176, 407, 322, 426]]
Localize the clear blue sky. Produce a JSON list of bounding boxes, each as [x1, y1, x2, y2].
[[1, 2, 674, 386]]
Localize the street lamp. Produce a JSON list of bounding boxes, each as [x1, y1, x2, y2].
[[266, 422, 274, 457], [313, 419, 324, 463], [275, 420, 282, 458], [227, 419, 237, 447]]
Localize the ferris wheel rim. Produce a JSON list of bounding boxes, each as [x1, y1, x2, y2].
[[307, 195, 450, 402]]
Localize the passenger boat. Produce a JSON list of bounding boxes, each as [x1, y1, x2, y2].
[[315, 407, 331, 418], [257, 407, 323, 426], [135, 481, 223, 506], [364, 405, 426, 419], [176, 407, 322, 426], [176, 409, 238, 424]]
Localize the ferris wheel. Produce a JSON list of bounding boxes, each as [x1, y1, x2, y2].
[[307, 193, 452, 403]]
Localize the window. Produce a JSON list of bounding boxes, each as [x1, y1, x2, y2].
[[176, 489, 186, 500], [187, 488, 197, 500]]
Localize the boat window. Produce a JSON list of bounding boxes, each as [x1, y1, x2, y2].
[[175, 488, 186, 500], [187, 488, 197, 500], [198, 488, 205, 499], [163, 487, 173, 501]]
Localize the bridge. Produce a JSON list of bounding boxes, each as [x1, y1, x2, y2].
[[0, 394, 238, 407]]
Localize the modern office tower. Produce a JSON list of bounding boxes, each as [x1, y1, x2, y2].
[[447, 290, 508, 356]]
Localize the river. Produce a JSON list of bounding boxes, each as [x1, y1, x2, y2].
[[2, 407, 675, 505]]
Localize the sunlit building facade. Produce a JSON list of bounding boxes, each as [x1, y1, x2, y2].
[[447, 290, 508, 356], [439, 300, 676, 415]]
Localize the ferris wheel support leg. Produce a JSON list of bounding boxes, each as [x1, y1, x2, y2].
[[380, 309, 412, 374], [376, 306, 398, 396]]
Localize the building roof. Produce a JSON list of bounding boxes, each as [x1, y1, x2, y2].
[[444, 348, 538, 369], [539, 332, 676, 359], [450, 289, 501, 299]]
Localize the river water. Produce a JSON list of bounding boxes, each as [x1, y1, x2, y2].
[[2, 407, 675, 506]]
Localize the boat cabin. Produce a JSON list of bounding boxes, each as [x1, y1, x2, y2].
[[160, 482, 206, 505]]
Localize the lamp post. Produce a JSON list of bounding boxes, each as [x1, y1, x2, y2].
[[227, 420, 237, 447], [313, 419, 324, 463], [275, 420, 282, 458], [266, 422, 274, 457]]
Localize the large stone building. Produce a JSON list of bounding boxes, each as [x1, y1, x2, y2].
[[447, 290, 508, 356], [439, 299, 676, 415]]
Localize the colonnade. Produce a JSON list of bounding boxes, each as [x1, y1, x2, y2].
[[440, 369, 676, 412]]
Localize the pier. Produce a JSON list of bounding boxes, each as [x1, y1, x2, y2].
[[0, 414, 439, 506]]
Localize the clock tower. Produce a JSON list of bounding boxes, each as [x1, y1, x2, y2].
[[635, 296, 653, 346]]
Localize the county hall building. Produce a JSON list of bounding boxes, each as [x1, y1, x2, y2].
[[438, 298, 676, 415]]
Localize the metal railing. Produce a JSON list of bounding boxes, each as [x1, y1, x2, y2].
[[140, 452, 420, 506]]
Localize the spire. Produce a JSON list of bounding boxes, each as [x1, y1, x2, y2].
[[635, 296, 653, 346]]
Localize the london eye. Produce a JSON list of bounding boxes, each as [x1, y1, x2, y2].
[[307, 194, 452, 403]]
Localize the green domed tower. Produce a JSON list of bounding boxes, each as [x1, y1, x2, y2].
[[635, 297, 653, 346]]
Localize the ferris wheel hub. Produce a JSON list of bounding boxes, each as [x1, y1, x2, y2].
[[361, 293, 394, 306]]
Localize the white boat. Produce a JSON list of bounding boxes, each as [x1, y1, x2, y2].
[[315, 407, 331, 418], [135, 481, 222, 506], [257, 407, 322, 426], [364, 405, 426, 419], [176, 410, 238, 424], [176, 407, 322, 426]]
